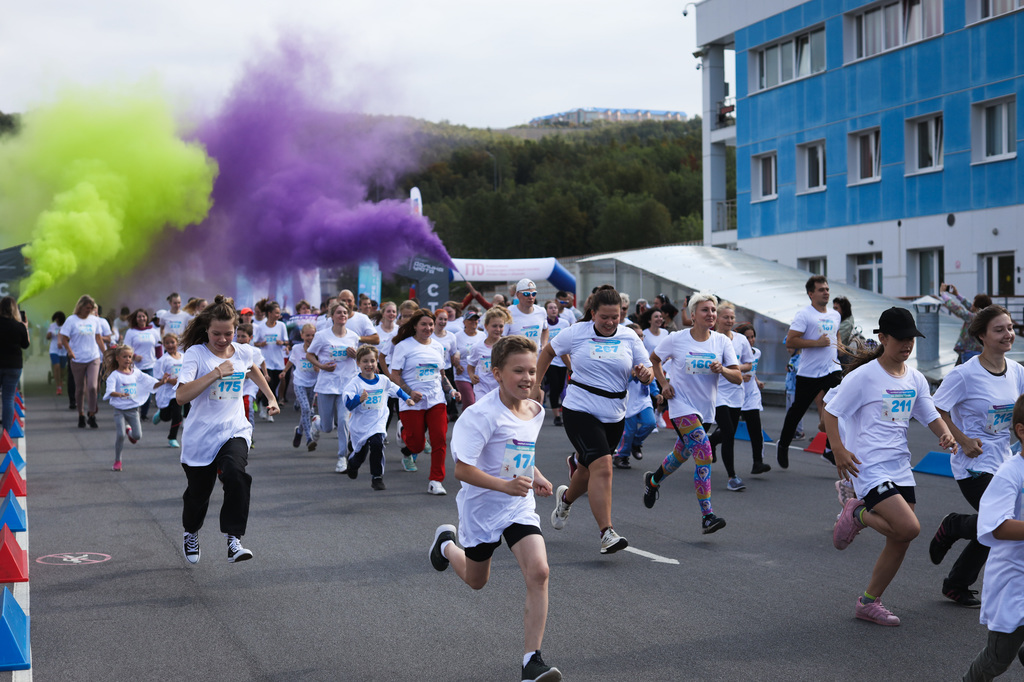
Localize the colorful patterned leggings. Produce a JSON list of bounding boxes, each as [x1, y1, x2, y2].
[[294, 385, 315, 443], [661, 414, 714, 515]]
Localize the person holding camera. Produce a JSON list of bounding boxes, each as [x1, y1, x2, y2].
[[939, 283, 992, 365], [0, 297, 30, 434]]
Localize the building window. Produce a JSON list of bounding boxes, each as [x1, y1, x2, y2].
[[848, 0, 942, 61], [797, 140, 827, 192], [853, 252, 884, 293], [983, 252, 1015, 296], [972, 96, 1017, 163], [906, 113, 943, 173], [912, 248, 944, 295], [752, 152, 777, 201], [848, 128, 881, 184], [968, 0, 1024, 22], [756, 28, 825, 91], [798, 256, 828, 277]]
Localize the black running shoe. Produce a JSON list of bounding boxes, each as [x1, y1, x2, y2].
[[643, 472, 660, 509], [371, 477, 386, 491], [87, 414, 98, 429], [78, 415, 86, 428], [226, 535, 253, 563], [292, 427, 302, 448], [751, 462, 772, 475], [553, 415, 563, 427], [943, 586, 981, 608], [701, 513, 726, 534], [612, 456, 631, 469], [821, 450, 836, 466], [631, 443, 643, 460], [522, 651, 562, 681], [777, 442, 789, 469], [930, 513, 956, 565], [429, 524, 457, 571]]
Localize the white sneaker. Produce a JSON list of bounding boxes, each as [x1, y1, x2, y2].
[[226, 535, 253, 563], [335, 456, 348, 473], [427, 480, 447, 495], [551, 485, 571, 530], [266, 415, 274, 423], [600, 527, 628, 554], [311, 416, 322, 442], [423, 441, 432, 455]]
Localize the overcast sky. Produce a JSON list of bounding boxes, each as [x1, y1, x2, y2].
[[0, 0, 720, 128]]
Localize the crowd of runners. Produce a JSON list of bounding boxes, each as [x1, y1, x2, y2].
[[36, 275, 1024, 681]]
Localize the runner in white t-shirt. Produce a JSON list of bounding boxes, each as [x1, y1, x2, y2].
[[453, 310, 483, 410], [734, 323, 770, 478], [160, 292, 193, 339], [153, 332, 185, 448], [645, 292, 740, 535], [928, 305, 1024, 608], [252, 301, 289, 419], [963, 401, 1024, 679], [507, 278, 549, 352], [307, 302, 360, 473], [60, 295, 107, 428], [337, 289, 381, 345], [777, 275, 843, 469], [467, 308, 511, 402], [374, 301, 401, 432], [283, 323, 319, 451], [103, 345, 158, 471], [641, 310, 667, 356], [387, 309, 461, 494], [824, 307, 956, 627], [536, 287, 652, 555], [123, 310, 162, 421], [433, 309, 460, 422], [542, 301, 571, 427], [174, 295, 279, 564], [47, 311, 68, 398], [706, 302, 757, 491], [428, 335, 561, 682]]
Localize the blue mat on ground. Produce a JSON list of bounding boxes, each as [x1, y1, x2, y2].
[[735, 421, 773, 443], [912, 451, 953, 478]]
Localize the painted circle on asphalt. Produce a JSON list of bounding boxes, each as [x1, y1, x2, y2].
[[35, 552, 111, 565]]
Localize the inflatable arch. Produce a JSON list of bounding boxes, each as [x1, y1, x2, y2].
[[448, 257, 576, 293]]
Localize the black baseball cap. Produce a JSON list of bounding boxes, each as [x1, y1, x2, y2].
[[874, 307, 925, 339]]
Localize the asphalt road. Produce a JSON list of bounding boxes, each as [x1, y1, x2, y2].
[[21, 358, 993, 681]]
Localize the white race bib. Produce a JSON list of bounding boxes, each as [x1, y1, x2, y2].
[[123, 382, 137, 397], [550, 328, 562, 340], [685, 352, 716, 375], [521, 325, 540, 340], [881, 389, 916, 422], [417, 363, 439, 380], [818, 318, 837, 337], [589, 339, 621, 359], [330, 346, 348, 360], [361, 388, 385, 411], [300, 360, 314, 372], [171, 364, 181, 377], [211, 371, 245, 400], [986, 404, 1014, 435], [500, 439, 536, 480], [265, 334, 278, 344]]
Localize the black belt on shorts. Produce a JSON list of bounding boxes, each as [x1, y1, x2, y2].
[[568, 378, 626, 400]]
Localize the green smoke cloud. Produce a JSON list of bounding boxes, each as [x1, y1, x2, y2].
[[0, 86, 217, 302]]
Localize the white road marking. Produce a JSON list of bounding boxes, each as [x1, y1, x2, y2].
[[623, 547, 679, 565]]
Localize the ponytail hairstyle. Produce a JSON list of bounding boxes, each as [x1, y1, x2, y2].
[[104, 344, 135, 375], [734, 322, 755, 338], [394, 308, 437, 344], [180, 295, 238, 350], [582, 285, 620, 322], [166, 292, 180, 304], [254, 298, 269, 318], [841, 342, 884, 375], [183, 297, 206, 316], [687, 290, 719, 317], [969, 305, 1012, 347]]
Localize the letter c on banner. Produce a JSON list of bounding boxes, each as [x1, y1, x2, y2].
[[0, 283, 8, 296], [427, 284, 439, 297]]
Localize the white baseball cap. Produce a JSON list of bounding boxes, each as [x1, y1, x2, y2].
[[516, 278, 537, 292]]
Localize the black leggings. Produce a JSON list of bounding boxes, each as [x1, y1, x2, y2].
[[258, 369, 282, 408], [349, 433, 385, 478], [740, 409, 765, 464], [709, 405, 741, 478], [944, 473, 993, 591], [545, 365, 568, 410], [158, 402, 183, 440]]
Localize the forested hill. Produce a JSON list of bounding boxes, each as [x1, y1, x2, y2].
[[401, 118, 733, 259]]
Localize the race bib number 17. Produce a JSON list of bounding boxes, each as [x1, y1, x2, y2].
[[501, 439, 536, 479]]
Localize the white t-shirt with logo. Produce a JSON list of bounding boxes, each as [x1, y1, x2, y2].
[[451, 389, 544, 548], [655, 329, 738, 423], [104, 367, 158, 411], [389, 337, 449, 412], [254, 320, 288, 371], [549, 322, 651, 424], [547, 317, 571, 368], [47, 322, 66, 356], [790, 305, 841, 378], [642, 328, 666, 357], [932, 356, 1024, 480], [60, 314, 103, 363], [507, 306, 548, 348], [433, 331, 458, 370], [716, 332, 754, 409], [123, 327, 161, 370], [176, 343, 256, 466], [741, 347, 763, 412], [242, 347, 266, 399], [153, 352, 184, 409], [347, 311, 377, 340], [343, 374, 406, 452], [453, 329, 483, 380], [161, 311, 192, 338], [288, 344, 318, 388], [308, 328, 360, 395], [977, 454, 1024, 633], [824, 359, 940, 499]]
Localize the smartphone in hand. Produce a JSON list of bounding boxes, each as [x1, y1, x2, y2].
[[19, 311, 26, 323]]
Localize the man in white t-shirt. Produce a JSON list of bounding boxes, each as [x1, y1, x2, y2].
[[556, 291, 581, 324], [337, 289, 380, 345], [507, 278, 548, 352], [777, 275, 843, 469]]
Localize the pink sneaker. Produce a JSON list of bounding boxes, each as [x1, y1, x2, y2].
[[833, 498, 865, 550], [835, 479, 856, 507], [855, 597, 900, 626], [112, 461, 122, 472], [126, 426, 138, 445]]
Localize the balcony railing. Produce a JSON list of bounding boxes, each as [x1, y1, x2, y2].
[[714, 199, 737, 232]]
